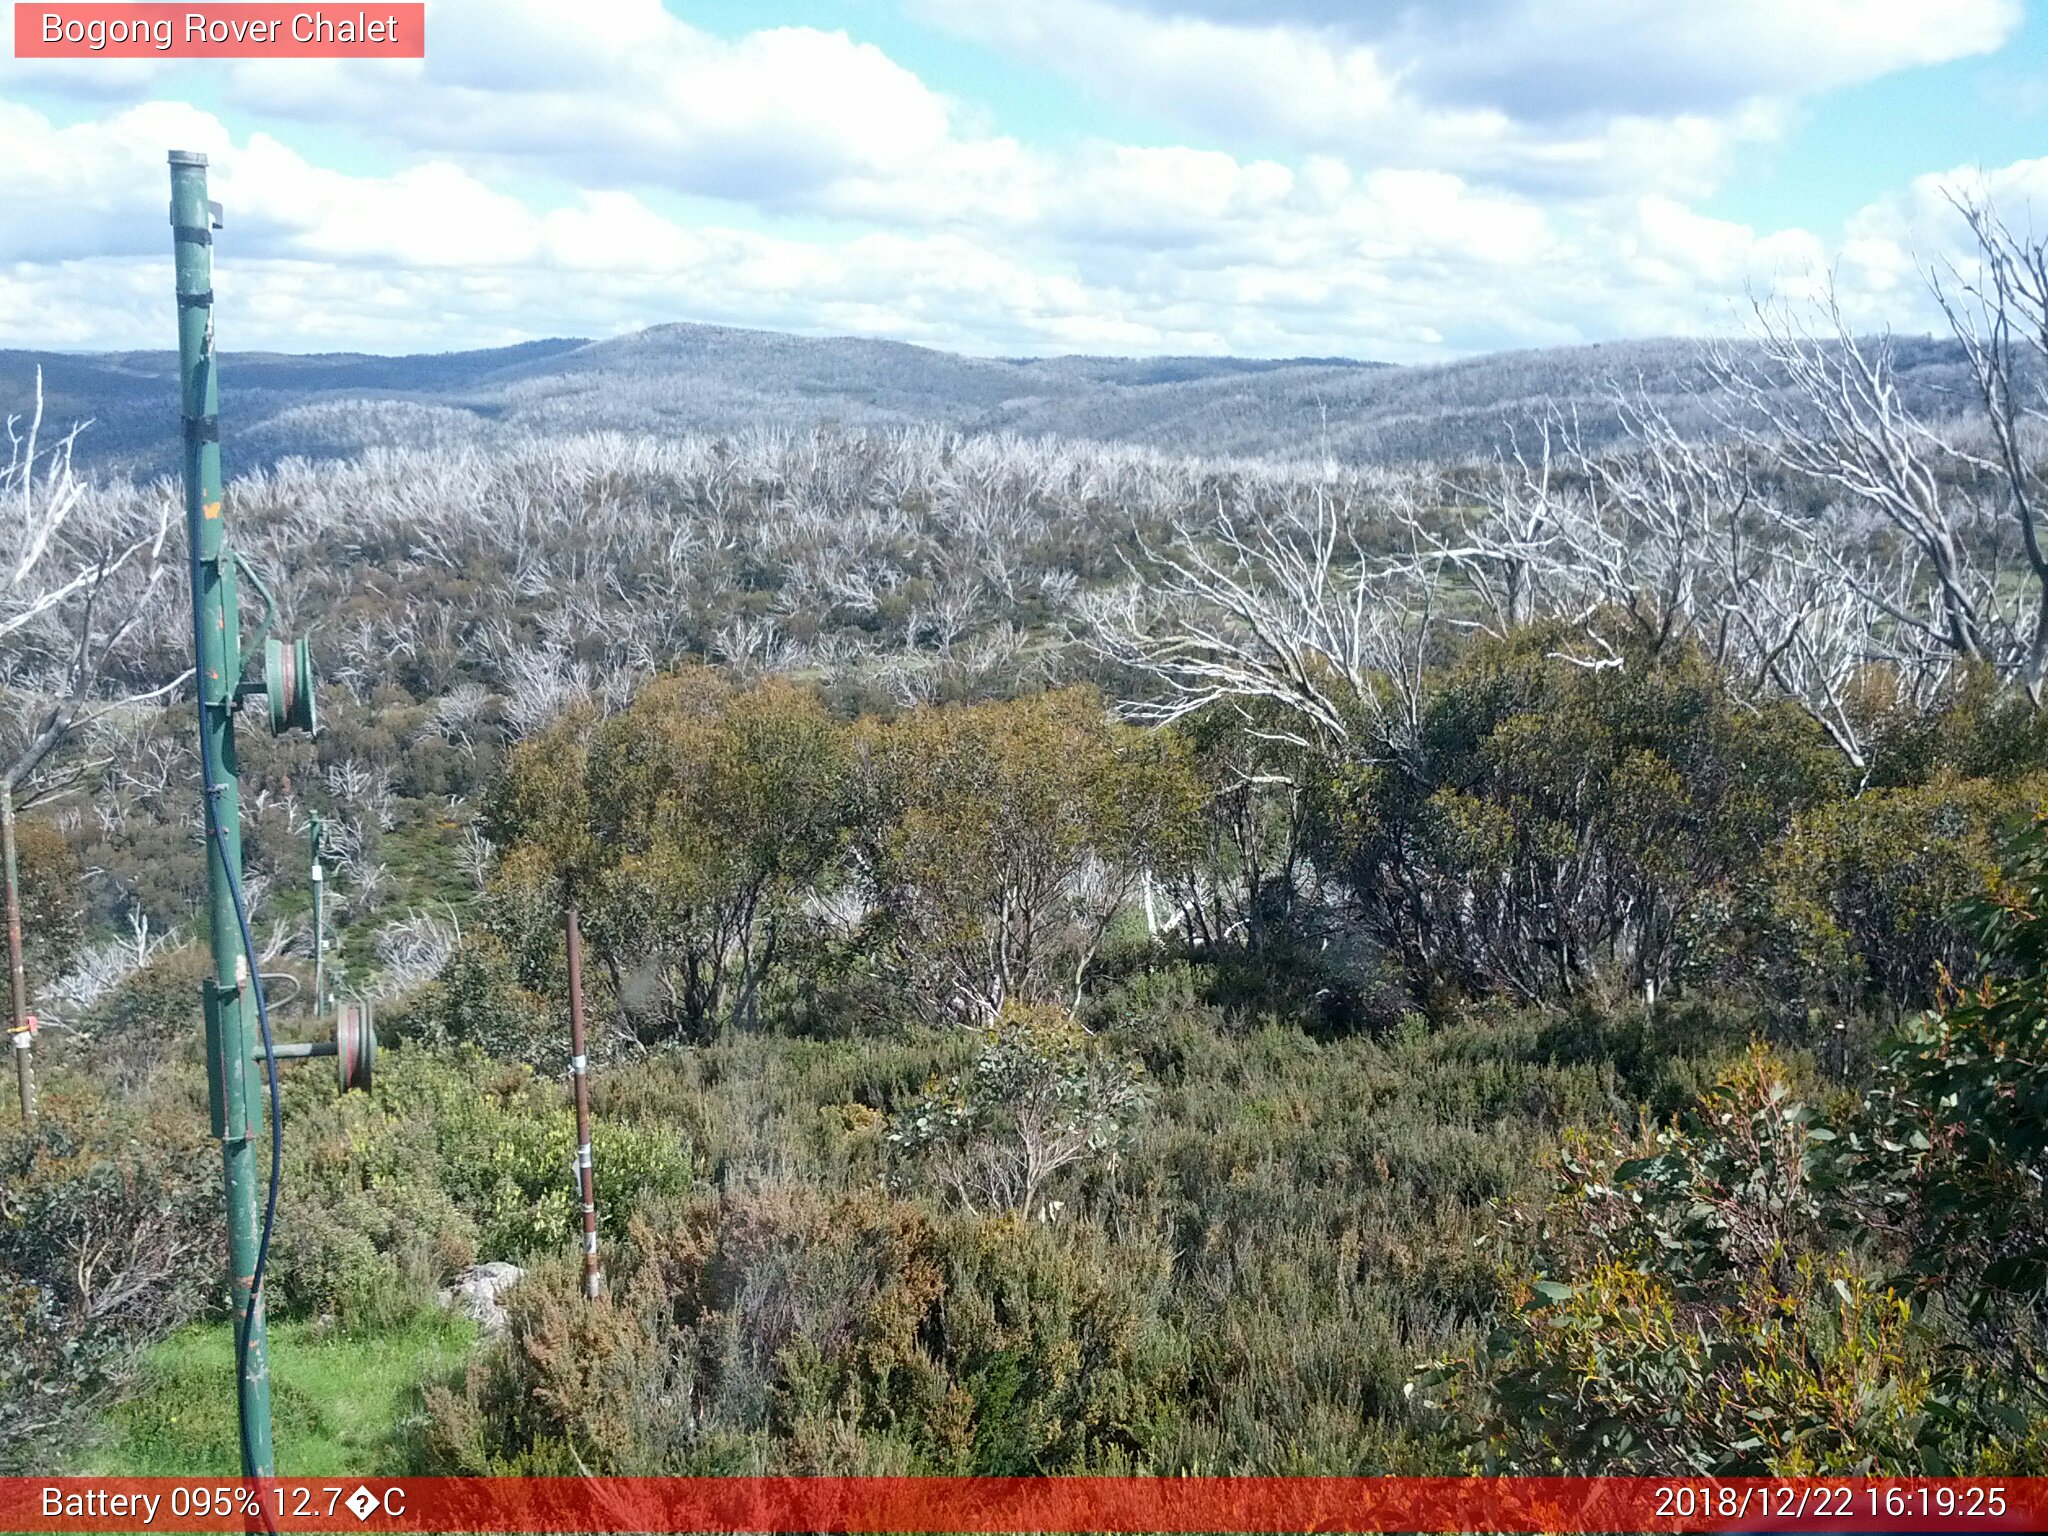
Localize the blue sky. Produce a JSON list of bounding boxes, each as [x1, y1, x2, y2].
[[1, 0, 2043, 359], [1701, 1, 2048, 229]]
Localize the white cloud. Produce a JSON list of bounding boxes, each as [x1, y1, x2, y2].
[[219, 1, 955, 206], [0, 95, 1996, 361], [910, 0, 2017, 196], [0, 2, 2031, 366], [0, 99, 228, 260], [1080, 0, 2020, 110], [223, 137, 545, 267], [1838, 153, 2048, 306]]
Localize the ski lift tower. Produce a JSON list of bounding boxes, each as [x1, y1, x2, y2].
[[170, 149, 326, 1480]]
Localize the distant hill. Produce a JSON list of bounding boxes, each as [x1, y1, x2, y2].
[[0, 321, 1975, 477]]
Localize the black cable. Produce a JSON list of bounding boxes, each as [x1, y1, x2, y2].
[[206, 777, 283, 1486]]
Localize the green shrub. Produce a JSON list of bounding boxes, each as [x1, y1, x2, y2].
[[486, 668, 853, 1041], [272, 1083, 477, 1329], [1415, 1050, 1955, 1473], [399, 933, 558, 1069], [1325, 626, 1841, 1003], [66, 945, 210, 1087], [1860, 665, 2048, 788], [273, 1047, 692, 1324], [889, 1002, 1146, 1219], [1856, 814, 2048, 1425], [422, 1185, 1187, 1475], [1087, 961, 1236, 1084], [0, 1078, 213, 1466], [413, 997, 1628, 1476], [1761, 774, 2043, 1013], [14, 815, 84, 979], [1424, 816, 2048, 1482], [850, 688, 1202, 1021], [1531, 992, 1765, 1119], [1433, 1252, 1944, 1473]]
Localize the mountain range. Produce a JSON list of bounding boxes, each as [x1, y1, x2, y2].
[[0, 320, 1975, 476]]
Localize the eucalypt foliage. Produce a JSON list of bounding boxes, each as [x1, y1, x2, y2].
[[1413, 814, 2048, 1474], [889, 1003, 1146, 1222]]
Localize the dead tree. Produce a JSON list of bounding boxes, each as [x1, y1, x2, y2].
[[1691, 196, 2048, 750], [1934, 196, 2048, 701], [1096, 486, 1429, 759], [2, 374, 182, 1122], [1703, 294, 1990, 692], [1403, 424, 1564, 638]]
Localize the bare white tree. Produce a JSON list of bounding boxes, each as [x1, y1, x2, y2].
[[373, 907, 460, 997], [2, 374, 184, 1120], [1712, 295, 1995, 677], [1932, 195, 2048, 700], [2, 376, 184, 792], [1724, 552, 1894, 771], [1096, 487, 1430, 758], [1413, 422, 1565, 636]]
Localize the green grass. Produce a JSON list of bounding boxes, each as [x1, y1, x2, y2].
[[78, 1310, 476, 1476]]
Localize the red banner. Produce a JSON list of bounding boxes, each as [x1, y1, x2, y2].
[[12, 5, 425, 59], [3, 1478, 2045, 1533]]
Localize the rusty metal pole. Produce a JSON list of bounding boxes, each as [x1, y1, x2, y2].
[[4, 784, 35, 1129], [309, 814, 325, 1019], [564, 905, 603, 1300]]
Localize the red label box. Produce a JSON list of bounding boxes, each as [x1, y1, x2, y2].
[[13, 4, 426, 58], [3, 1477, 2047, 1534]]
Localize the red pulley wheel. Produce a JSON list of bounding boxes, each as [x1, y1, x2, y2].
[[335, 1001, 375, 1092]]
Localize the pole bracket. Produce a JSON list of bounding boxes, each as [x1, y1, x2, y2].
[[168, 196, 223, 229]]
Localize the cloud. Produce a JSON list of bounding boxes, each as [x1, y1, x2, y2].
[[218, 1, 955, 206], [1839, 153, 2048, 304], [1083, 0, 2019, 113], [0, 97, 1986, 365], [0, 4, 2029, 367], [909, 0, 2017, 195], [0, 99, 228, 261]]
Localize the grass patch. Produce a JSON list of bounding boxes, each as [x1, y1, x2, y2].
[[79, 1309, 475, 1476]]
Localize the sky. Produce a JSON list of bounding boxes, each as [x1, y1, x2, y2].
[[1, 0, 2044, 361]]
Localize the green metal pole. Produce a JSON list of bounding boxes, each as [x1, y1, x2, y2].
[[171, 149, 274, 1479]]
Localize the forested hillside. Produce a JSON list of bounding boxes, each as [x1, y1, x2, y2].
[[0, 324, 1980, 477], [5, 225, 2048, 1476]]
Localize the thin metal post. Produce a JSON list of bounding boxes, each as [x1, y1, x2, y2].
[[4, 785, 33, 1129], [565, 905, 603, 1301], [309, 814, 324, 1018], [171, 149, 274, 1478]]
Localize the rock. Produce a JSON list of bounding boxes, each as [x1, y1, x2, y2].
[[438, 1260, 524, 1334]]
